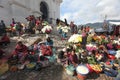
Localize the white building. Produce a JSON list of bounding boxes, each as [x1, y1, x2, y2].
[[0, 0, 62, 25]]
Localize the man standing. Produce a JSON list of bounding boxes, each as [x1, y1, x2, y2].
[[70, 21, 75, 34], [0, 20, 6, 35], [28, 16, 36, 34]]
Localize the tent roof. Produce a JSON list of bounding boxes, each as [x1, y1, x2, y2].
[[95, 28, 107, 32], [109, 22, 120, 25]]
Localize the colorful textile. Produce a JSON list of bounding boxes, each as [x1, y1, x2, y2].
[[40, 44, 52, 56], [12, 44, 28, 55], [69, 54, 78, 64], [1, 35, 10, 43]]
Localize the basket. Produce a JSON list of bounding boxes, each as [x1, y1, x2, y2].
[[90, 64, 102, 73], [26, 62, 36, 70], [0, 63, 9, 75], [9, 65, 18, 72], [65, 65, 75, 76]]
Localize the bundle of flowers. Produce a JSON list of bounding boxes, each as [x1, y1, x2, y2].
[[113, 39, 120, 45], [41, 25, 52, 34], [6, 27, 12, 32], [115, 50, 120, 59], [92, 36, 101, 41], [42, 21, 48, 26], [101, 38, 109, 44], [86, 43, 97, 51], [68, 34, 82, 43], [87, 34, 93, 43], [57, 25, 62, 34], [61, 26, 70, 33], [57, 25, 62, 30]]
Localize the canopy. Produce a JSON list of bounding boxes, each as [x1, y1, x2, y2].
[[109, 22, 120, 26], [95, 28, 107, 32]]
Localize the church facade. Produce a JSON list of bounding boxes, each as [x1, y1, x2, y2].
[[0, 0, 62, 25]]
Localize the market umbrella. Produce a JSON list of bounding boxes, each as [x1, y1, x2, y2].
[[68, 34, 82, 43]]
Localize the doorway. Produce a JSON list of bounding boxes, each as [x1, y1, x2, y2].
[[40, 1, 49, 20]]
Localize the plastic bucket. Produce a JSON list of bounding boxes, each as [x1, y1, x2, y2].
[[65, 65, 75, 76], [76, 65, 89, 80], [77, 74, 87, 80]]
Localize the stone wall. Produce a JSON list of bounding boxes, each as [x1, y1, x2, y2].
[[0, 0, 62, 26]]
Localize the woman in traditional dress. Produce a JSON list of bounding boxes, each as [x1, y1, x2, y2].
[[0, 33, 10, 47], [12, 41, 28, 63]]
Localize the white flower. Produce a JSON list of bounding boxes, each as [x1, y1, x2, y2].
[[113, 40, 120, 45], [68, 34, 82, 43], [41, 25, 52, 33], [57, 25, 62, 30], [115, 50, 120, 59], [61, 26, 70, 33]]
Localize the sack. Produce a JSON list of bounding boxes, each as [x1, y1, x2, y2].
[[104, 68, 118, 77], [35, 30, 39, 34], [0, 63, 9, 75], [35, 63, 42, 71]]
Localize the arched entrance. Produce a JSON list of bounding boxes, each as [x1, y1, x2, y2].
[[40, 1, 49, 20]]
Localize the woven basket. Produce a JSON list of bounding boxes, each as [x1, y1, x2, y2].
[[0, 63, 9, 75]]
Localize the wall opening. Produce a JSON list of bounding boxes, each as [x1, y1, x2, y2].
[[40, 1, 49, 21]]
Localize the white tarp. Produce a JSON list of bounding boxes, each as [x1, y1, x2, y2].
[[95, 27, 107, 32], [109, 22, 120, 25]]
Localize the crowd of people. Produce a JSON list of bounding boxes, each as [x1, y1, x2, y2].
[[57, 24, 120, 79], [0, 15, 53, 38], [0, 35, 55, 70], [0, 15, 120, 80], [0, 15, 55, 73]]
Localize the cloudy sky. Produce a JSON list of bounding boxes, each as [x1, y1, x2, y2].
[[60, 0, 120, 25]]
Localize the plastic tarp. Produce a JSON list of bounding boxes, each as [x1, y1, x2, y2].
[[109, 22, 120, 25], [95, 28, 107, 32]]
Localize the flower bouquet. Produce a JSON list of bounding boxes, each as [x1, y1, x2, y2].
[[41, 25, 52, 34]]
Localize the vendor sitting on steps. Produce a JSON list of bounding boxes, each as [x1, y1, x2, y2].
[[39, 43, 52, 56], [45, 37, 53, 47], [11, 41, 28, 63], [0, 33, 10, 47]]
